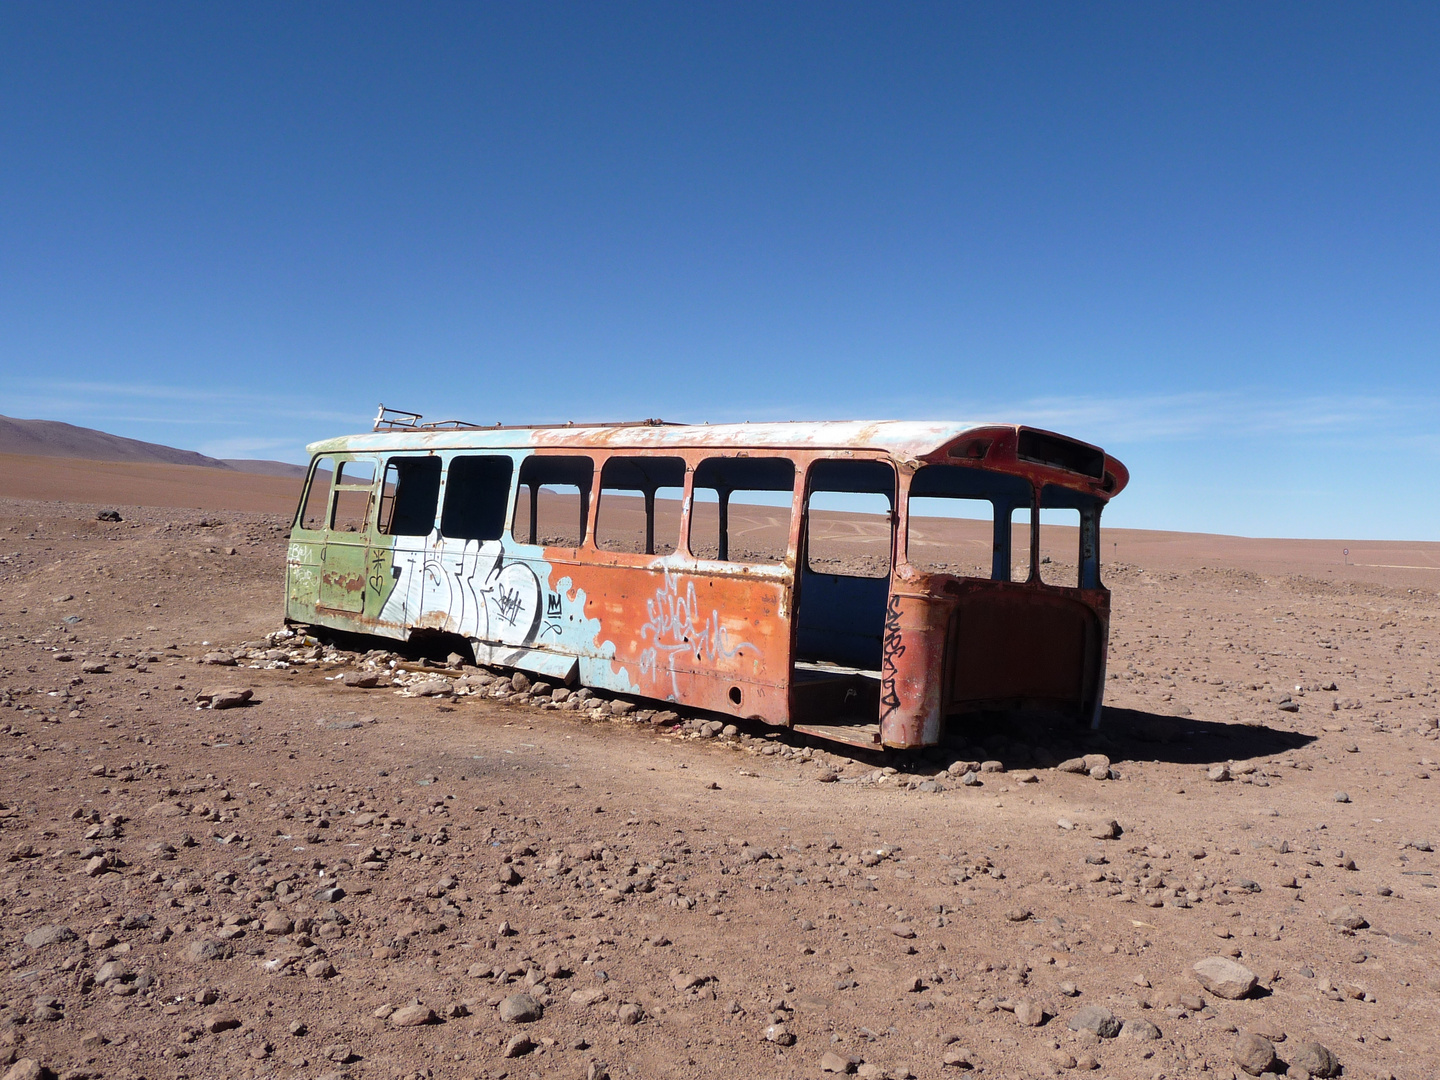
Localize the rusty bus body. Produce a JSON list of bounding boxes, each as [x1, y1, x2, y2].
[[285, 410, 1128, 749]]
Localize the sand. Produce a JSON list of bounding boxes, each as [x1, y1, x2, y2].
[[0, 461, 1435, 1080]]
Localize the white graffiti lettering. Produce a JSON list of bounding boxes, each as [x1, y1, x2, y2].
[[638, 570, 755, 699]]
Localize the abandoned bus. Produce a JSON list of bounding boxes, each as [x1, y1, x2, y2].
[[285, 406, 1129, 749]]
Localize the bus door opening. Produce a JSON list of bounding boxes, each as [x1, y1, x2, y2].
[[792, 459, 896, 740]]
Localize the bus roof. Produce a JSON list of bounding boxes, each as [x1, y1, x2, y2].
[[307, 419, 1128, 495]]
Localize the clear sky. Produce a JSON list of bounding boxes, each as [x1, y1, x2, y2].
[[2, 3, 1437, 540]]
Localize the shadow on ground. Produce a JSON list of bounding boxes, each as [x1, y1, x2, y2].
[[734, 706, 1319, 774]]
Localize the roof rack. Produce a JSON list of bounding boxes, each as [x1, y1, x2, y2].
[[372, 403, 679, 433]]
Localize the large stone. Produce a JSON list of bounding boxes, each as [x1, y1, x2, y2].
[[186, 938, 233, 963], [1232, 1032, 1275, 1076], [1328, 905, 1368, 930], [389, 1005, 435, 1027], [941, 1045, 974, 1068], [820, 1051, 854, 1074], [208, 688, 253, 710], [498, 992, 543, 1023], [3, 1060, 45, 1080], [1192, 956, 1258, 999], [22, 924, 76, 949], [1289, 1041, 1340, 1078], [1067, 1005, 1120, 1038], [1014, 1000, 1046, 1027], [1120, 1018, 1161, 1041]]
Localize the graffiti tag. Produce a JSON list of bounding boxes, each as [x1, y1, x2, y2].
[[638, 570, 755, 700], [878, 593, 905, 721]]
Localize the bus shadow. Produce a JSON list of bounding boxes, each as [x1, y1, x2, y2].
[[1095, 706, 1318, 766], [745, 707, 1319, 773]]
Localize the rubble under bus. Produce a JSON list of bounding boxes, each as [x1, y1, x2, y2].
[[285, 407, 1129, 750]]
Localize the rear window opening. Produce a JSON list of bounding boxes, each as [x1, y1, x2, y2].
[[1037, 507, 1081, 586], [907, 495, 993, 578], [904, 464, 1030, 581]]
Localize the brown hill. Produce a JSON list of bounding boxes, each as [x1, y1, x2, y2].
[[0, 415, 304, 476]]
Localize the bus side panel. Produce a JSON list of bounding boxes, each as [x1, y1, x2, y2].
[[562, 560, 792, 725], [285, 538, 323, 624]]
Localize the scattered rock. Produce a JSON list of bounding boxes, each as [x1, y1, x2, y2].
[[1192, 956, 1259, 999], [201, 652, 238, 666], [22, 925, 76, 949], [1014, 1000, 1045, 1027], [340, 671, 379, 688], [3, 1061, 46, 1080], [1288, 1040, 1340, 1078], [96, 509, 122, 522], [1328, 906, 1368, 930], [764, 1024, 795, 1046], [1089, 819, 1121, 840], [820, 1050, 855, 1074], [186, 939, 233, 963], [498, 992, 543, 1023], [1207, 764, 1231, 782], [941, 1045, 974, 1069], [388, 1005, 435, 1028], [1067, 1005, 1120, 1038], [1120, 1018, 1161, 1041], [1232, 1032, 1276, 1076], [503, 1034, 534, 1058], [1333, 791, 1350, 803]]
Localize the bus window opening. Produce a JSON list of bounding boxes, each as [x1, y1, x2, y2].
[[689, 458, 795, 564], [905, 465, 1030, 581], [595, 457, 686, 556], [377, 456, 441, 537], [514, 456, 593, 548]]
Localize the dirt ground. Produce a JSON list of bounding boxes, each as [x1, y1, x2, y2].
[[0, 471, 1437, 1080]]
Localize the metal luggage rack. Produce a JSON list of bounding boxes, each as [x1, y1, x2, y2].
[[373, 403, 679, 433]]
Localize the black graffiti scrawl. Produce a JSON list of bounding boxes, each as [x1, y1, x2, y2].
[[879, 593, 905, 720]]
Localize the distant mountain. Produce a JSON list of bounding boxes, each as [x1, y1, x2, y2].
[[221, 458, 309, 478], [0, 415, 303, 475]]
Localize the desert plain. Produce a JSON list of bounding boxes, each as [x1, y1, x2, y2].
[[0, 451, 1438, 1080]]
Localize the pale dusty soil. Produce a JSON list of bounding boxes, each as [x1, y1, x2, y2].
[[0, 476, 1438, 1080]]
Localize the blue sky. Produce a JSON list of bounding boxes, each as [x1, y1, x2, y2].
[[2, 3, 1437, 540]]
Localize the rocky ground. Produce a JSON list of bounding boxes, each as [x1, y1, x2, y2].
[[0, 495, 1438, 1080]]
